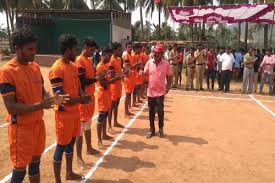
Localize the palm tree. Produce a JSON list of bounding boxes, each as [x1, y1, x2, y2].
[[117, 0, 135, 12]]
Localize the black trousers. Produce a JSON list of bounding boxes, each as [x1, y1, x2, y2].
[[148, 96, 164, 131], [221, 70, 232, 92], [206, 69, 215, 89], [217, 71, 222, 90]]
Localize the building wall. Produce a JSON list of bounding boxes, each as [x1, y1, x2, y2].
[[112, 24, 131, 49]]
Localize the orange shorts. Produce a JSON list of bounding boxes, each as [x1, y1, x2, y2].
[[110, 81, 122, 101], [55, 110, 80, 145], [79, 95, 95, 122], [9, 120, 46, 168], [98, 90, 111, 112], [124, 77, 134, 94]]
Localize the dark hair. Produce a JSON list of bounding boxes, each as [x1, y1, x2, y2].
[[111, 42, 122, 50], [133, 43, 142, 50], [11, 26, 37, 48], [83, 37, 97, 47], [126, 41, 132, 47], [59, 34, 78, 54], [101, 47, 113, 56]]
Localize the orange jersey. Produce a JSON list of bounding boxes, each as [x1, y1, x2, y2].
[[140, 52, 150, 81], [132, 53, 143, 85], [75, 54, 96, 121], [49, 58, 80, 145], [96, 62, 111, 112], [122, 52, 135, 93], [108, 55, 122, 100], [0, 59, 45, 167]]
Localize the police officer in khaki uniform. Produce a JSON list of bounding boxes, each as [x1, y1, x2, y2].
[[169, 44, 179, 88], [194, 45, 207, 90], [186, 48, 196, 90]]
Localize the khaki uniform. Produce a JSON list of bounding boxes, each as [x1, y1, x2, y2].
[[186, 53, 196, 89], [169, 49, 178, 87], [194, 50, 206, 90]]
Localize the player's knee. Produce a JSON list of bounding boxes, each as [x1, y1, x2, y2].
[[28, 161, 40, 176], [64, 137, 76, 154], [11, 168, 26, 183], [53, 144, 65, 162], [98, 112, 107, 124]]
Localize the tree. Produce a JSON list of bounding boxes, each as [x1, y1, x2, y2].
[[117, 0, 135, 12]]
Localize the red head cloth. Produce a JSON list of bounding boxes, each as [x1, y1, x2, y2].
[[154, 43, 165, 53]]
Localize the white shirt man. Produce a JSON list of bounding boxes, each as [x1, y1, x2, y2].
[[220, 52, 235, 71]]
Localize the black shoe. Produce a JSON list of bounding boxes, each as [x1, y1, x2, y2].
[[159, 129, 164, 138], [146, 131, 155, 138]]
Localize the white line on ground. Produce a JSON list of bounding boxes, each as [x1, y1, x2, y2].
[[81, 102, 148, 183], [249, 95, 275, 117], [168, 93, 275, 103], [0, 123, 8, 128], [0, 95, 126, 183]]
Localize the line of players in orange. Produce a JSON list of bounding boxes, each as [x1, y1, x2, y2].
[[0, 27, 150, 183]]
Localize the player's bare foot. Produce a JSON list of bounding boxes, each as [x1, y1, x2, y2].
[[108, 128, 117, 134], [77, 159, 89, 170], [114, 122, 124, 128], [87, 148, 100, 155], [102, 135, 113, 140], [125, 112, 134, 116], [98, 141, 105, 150], [66, 172, 83, 180]]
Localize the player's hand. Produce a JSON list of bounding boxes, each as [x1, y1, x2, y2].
[[41, 97, 55, 109], [97, 70, 108, 80], [80, 94, 92, 104]]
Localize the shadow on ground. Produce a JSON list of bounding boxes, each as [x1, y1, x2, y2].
[[115, 139, 158, 152], [86, 179, 133, 183], [164, 135, 208, 146], [99, 155, 155, 172]]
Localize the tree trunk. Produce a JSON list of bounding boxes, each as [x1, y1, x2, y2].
[[158, 4, 161, 39], [198, 23, 202, 43], [202, 23, 205, 41], [5, 6, 12, 52], [190, 23, 194, 46], [244, 22, 248, 50], [269, 11, 274, 47], [92, 0, 95, 9], [237, 22, 241, 48], [264, 24, 268, 49], [139, 4, 144, 41], [124, 0, 127, 12]]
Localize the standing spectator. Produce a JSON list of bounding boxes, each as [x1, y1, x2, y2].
[[164, 45, 172, 63], [186, 48, 196, 90], [234, 48, 243, 80], [194, 45, 207, 90], [259, 48, 275, 95], [216, 48, 224, 90], [206, 48, 216, 90], [169, 44, 179, 88], [242, 47, 256, 94], [144, 43, 172, 138], [177, 47, 184, 86], [220, 47, 235, 93], [253, 49, 262, 93]]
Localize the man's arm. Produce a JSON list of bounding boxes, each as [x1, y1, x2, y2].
[[2, 94, 53, 115]]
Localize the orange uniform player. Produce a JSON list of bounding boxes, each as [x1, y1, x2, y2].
[[132, 43, 143, 106], [49, 34, 91, 183], [107, 43, 124, 133], [122, 42, 135, 116], [0, 28, 54, 183], [96, 47, 121, 149], [74, 38, 102, 170]]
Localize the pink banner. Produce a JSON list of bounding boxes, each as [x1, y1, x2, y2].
[[168, 4, 274, 24]]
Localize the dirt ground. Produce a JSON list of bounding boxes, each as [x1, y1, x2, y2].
[[0, 63, 275, 183]]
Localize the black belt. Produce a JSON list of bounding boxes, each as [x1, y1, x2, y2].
[[188, 66, 195, 68], [196, 64, 204, 65], [170, 63, 177, 66]]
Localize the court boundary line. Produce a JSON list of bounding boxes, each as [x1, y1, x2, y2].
[[0, 95, 126, 183], [81, 102, 148, 183], [249, 94, 275, 117], [168, 93, 275, 103]]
